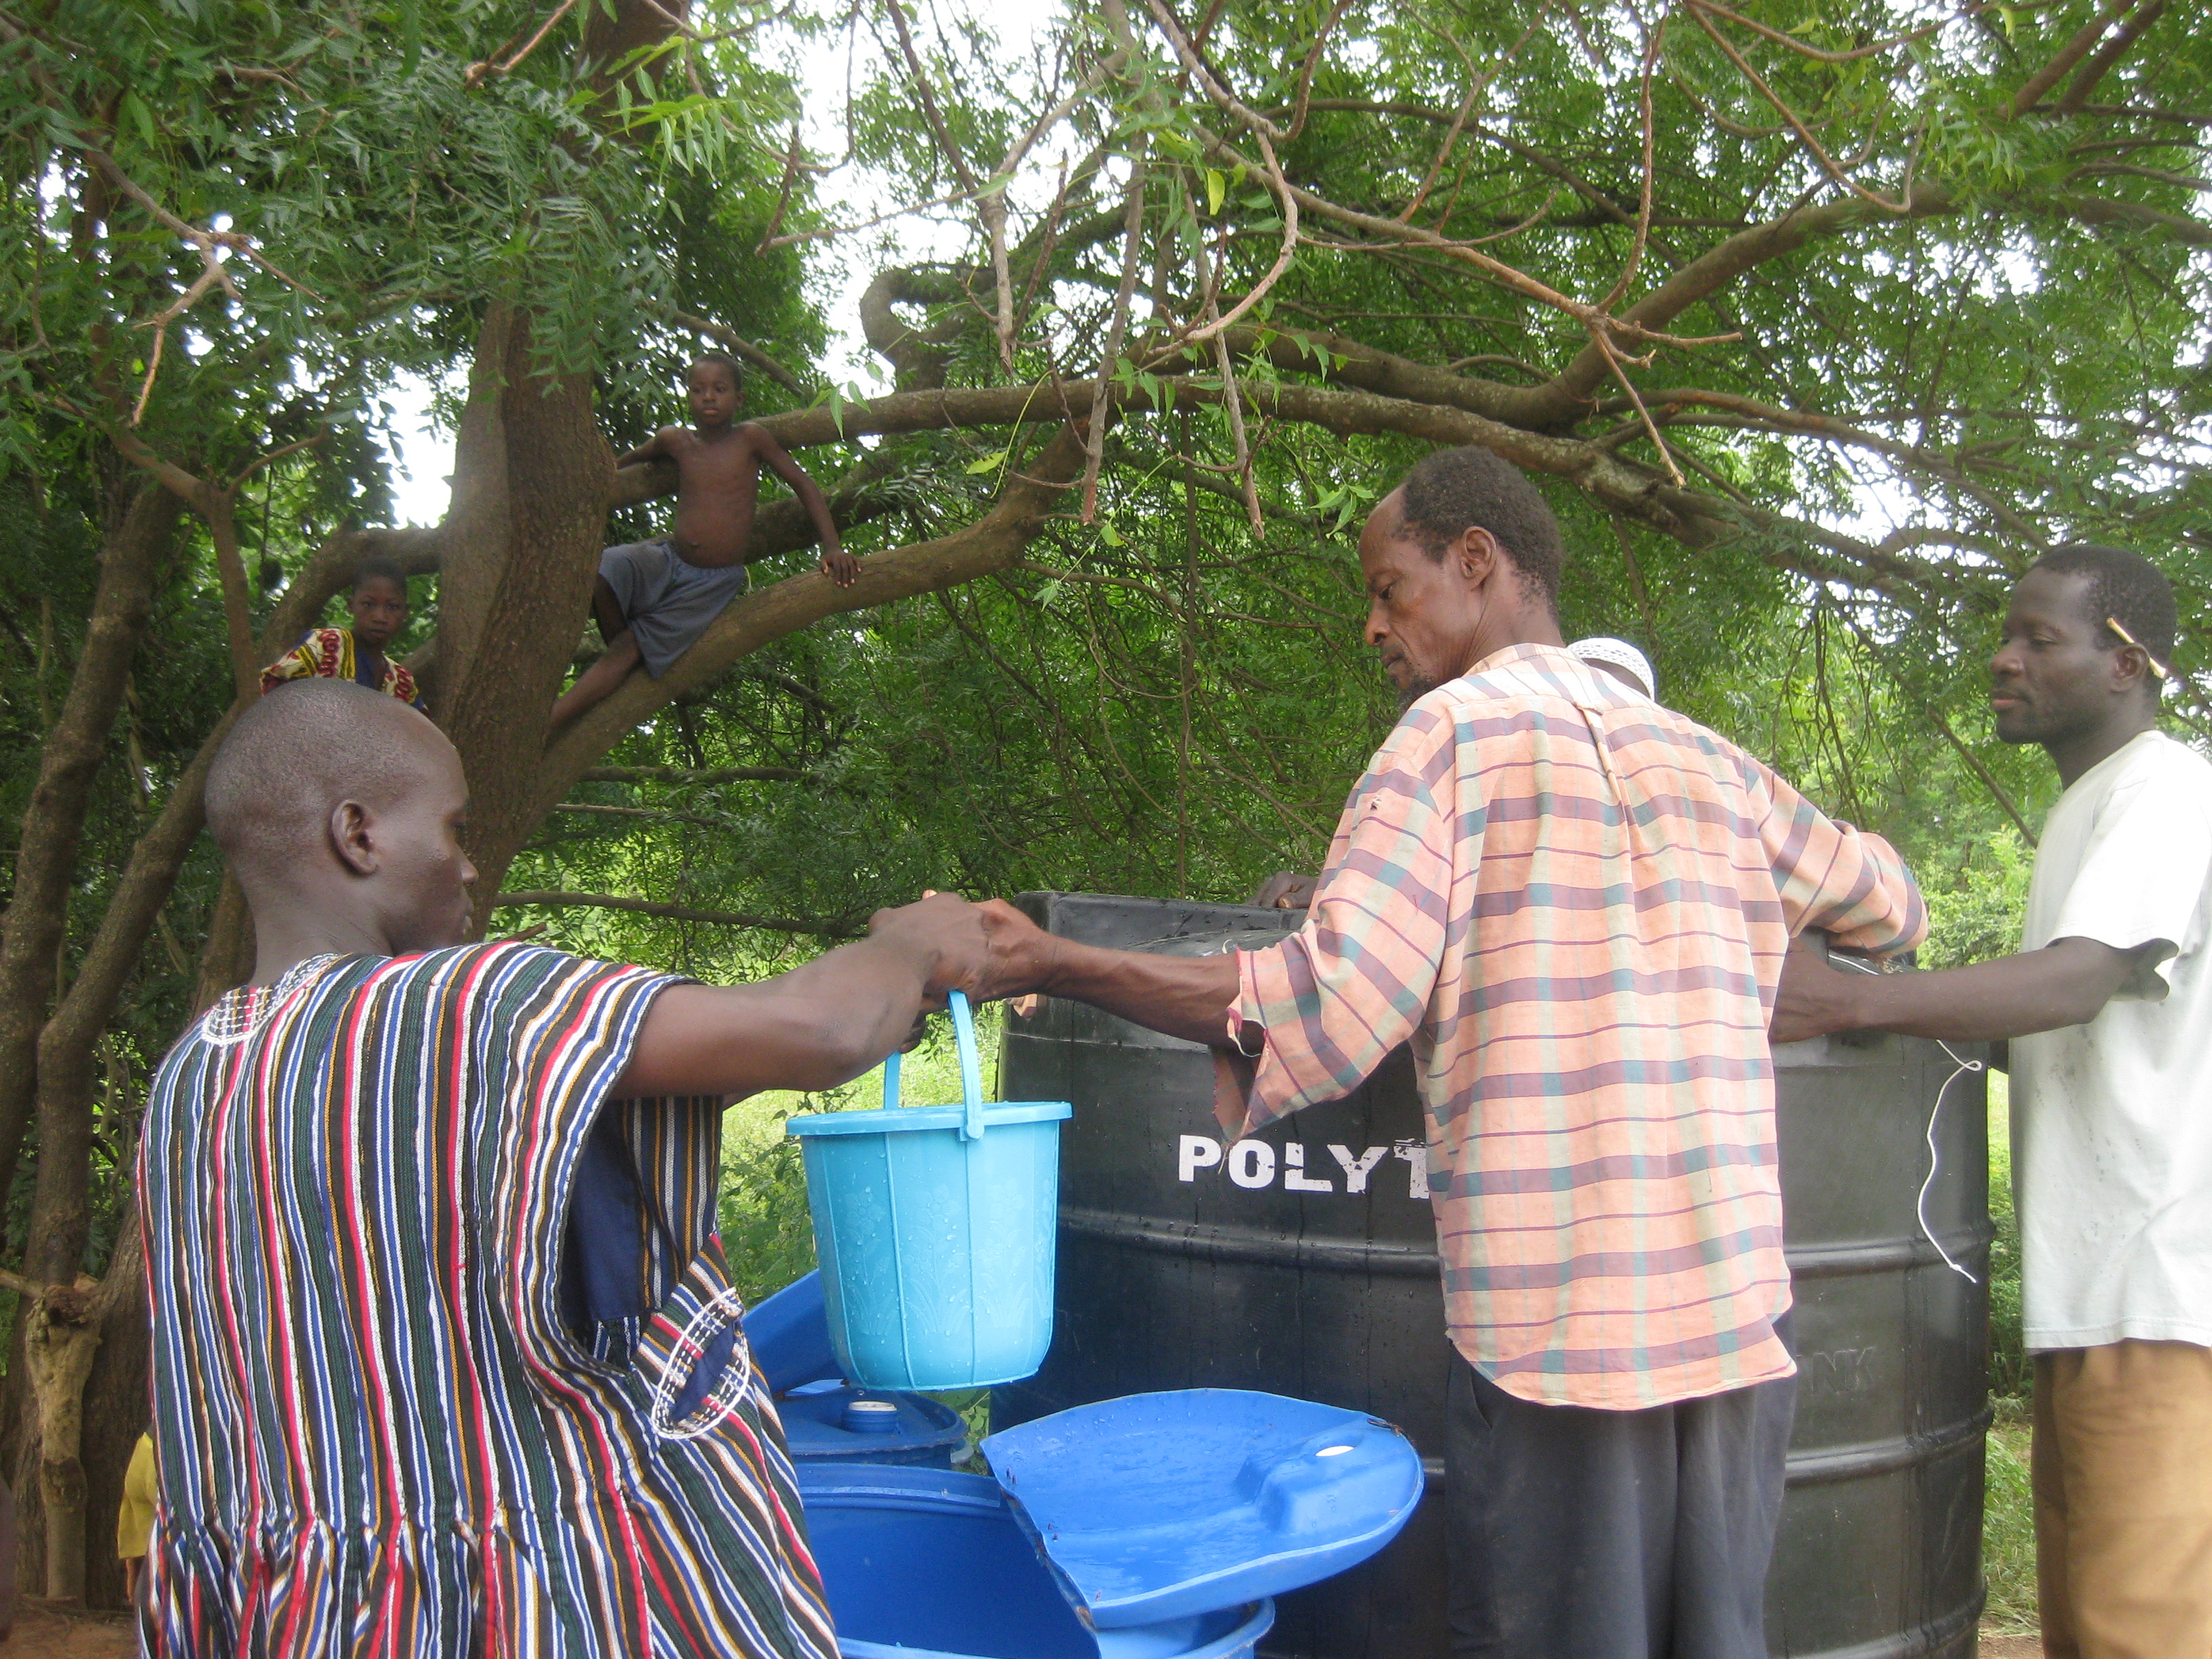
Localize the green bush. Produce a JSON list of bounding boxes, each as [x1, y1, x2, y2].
[[718, 1100, 822, 1306], [1921, 830, 2033, 970], [1986, 1078, 2030, 1406], [1984, 1413, 2039, 1635]]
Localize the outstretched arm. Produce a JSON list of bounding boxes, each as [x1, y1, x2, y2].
[[747, 424, 859, 588], [1771, 934, 2143, 1046], [972, 900, 1243, 1046], [613, 893, 988, 1097]]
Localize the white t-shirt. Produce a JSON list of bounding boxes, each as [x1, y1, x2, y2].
[[2013, 729, 2212, 1352]]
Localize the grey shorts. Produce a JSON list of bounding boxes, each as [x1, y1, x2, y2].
[[599, 539, 750, 678]]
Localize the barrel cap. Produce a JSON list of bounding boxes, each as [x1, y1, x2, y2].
[[983, 1388, 1423, 1629], [777, 1386, 968, 1465]]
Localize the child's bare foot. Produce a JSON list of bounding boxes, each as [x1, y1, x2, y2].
[[550, 632, 641, 728]]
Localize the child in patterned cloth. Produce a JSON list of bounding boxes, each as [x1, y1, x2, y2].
[[140, 678, 992, 1656], [259, 554, 427, 712], [552, 352, 859, 728]]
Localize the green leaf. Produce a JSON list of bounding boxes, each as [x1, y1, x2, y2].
[[120, 93, 157, 153], [965, 449, 1010, 474], [1205, 169, 1225, 217], [1099, 519, 1125, 546]]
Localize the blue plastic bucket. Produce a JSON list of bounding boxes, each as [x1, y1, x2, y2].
[[786, 993, 1071, 1391]]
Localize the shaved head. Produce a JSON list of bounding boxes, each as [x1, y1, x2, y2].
[[207, 680, 443, 869], [209, 680, 478, 975]]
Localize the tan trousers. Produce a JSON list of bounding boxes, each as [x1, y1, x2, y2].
[[2033, 1340, 2212, 1658]]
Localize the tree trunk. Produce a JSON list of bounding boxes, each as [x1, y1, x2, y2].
[[435, 300, 615, 910], [8, 1214, 144, 1611], [20, 1282, 101, 1603], [73, 1218, 146, 1613], [192, 876, 254, 1009], [0, 483, 184, 1213]]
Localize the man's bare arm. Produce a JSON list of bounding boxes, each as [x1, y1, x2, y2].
[[747, 425, 859, 586], [613, 893, 986, 1097], [1770, 934, 2145, 1046], [969, 899, 1243, 1048]]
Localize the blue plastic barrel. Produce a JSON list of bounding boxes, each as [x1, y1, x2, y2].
[[741, 1271, 843, 1393], [797, 1463, 1273, 1659], [787, 993, 1072, 1391]]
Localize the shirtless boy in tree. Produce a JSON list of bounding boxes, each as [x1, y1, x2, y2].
[[551, 352, 861, 727]]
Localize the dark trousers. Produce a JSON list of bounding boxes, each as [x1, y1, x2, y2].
[[1446, 1345, 1796, 1659]]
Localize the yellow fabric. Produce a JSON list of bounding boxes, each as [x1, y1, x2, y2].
[[2034, 1340, 2212, 1658], [258, 626, 424, 709], [117, 1432, 155, 1559]]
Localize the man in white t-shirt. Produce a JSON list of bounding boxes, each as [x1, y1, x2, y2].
[[1774, 543, 2210, 1659]]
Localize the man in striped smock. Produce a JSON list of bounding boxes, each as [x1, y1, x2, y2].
[[972, 447, 1927, 1659], [142, 678, 991, 1656]]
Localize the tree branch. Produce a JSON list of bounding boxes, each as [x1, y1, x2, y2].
[[663, 308, 811, 395], [491, 890, 864, 937], [581, 764, 808, 784], [540, 423, 1094, 812], [2012, 0, 2143, 117]]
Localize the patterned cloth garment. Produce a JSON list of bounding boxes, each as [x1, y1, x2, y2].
[[259, 626, 428, 712], [1229, 643, 1927, 1412], [140, 943, 837, 1659]]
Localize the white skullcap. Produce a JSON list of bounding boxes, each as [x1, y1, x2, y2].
[[1568, 636, 1656, 700]]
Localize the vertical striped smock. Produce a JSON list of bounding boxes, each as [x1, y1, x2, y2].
[[140, 942, 836, 1658], [1229, 644, 1927, 1410]]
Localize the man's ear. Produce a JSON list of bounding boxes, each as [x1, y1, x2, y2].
[[329, 800, 380, 876], [1455, 525, 1502, 587], [2110, 645, 2154, 697]]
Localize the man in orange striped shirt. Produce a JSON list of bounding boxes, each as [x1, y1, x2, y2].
[[976, 447, 1925, 1659]]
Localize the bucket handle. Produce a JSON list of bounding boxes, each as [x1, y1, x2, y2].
[[880, 990, 988, 1141]]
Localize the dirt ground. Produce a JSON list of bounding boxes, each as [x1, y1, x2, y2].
[[1981, 1637, 2041, 1657], [1, 1603, 134, 1657]]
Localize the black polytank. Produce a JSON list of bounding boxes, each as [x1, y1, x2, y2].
[[994, 892, 1991, 1659]]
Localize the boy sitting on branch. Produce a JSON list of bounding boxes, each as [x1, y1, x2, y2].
[[552, 352, 860, 728]]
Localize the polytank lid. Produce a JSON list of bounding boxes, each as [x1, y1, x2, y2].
[[1129, 926, 1300, 958], [740, 1270, 843, 1393], [981, 1389, 1422, 1630], [777, 1386, 968, 1462]]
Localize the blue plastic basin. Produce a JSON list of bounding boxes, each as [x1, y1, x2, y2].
[[787, 994, 1071, 1391], [797, 1465, 1273, 1659]]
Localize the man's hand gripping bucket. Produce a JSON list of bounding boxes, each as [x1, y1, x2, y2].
[[785, 992, 1073, 1391]]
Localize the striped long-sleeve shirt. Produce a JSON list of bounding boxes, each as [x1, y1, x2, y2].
[[1229, 644, 1926, 1410], [140, 943, 837, 1658]]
